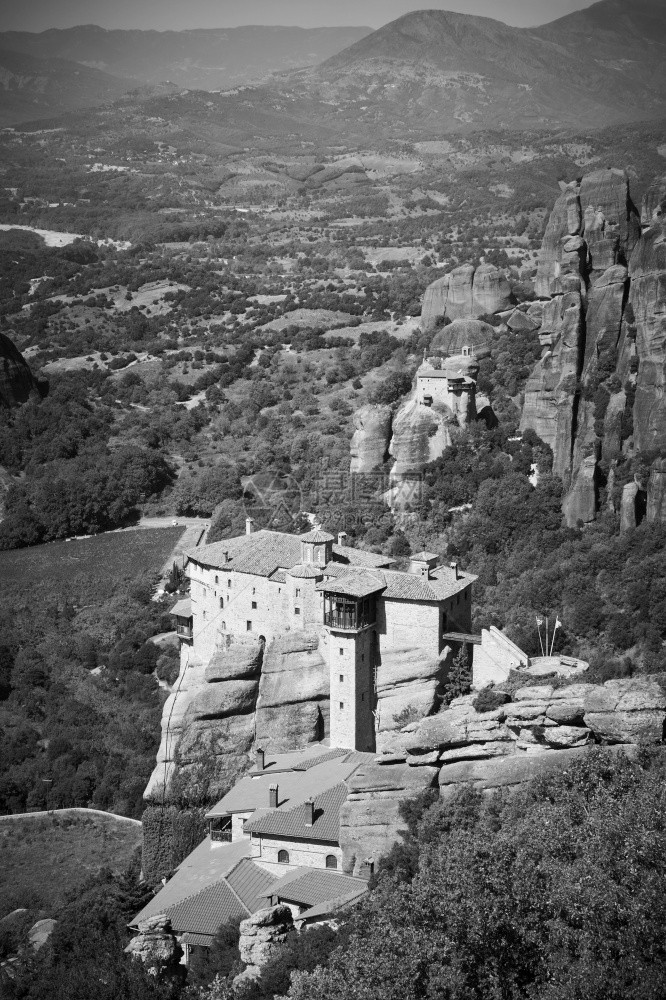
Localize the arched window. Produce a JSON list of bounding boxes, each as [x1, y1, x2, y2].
[[278, 849, 289, 864], [325, 855, 338, 870]]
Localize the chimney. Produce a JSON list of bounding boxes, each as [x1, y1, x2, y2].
[[338, 531, 347, 547], [450, 561, 459, 580], [269, 784, 278, 809], [255, 748, 265, 771], [246, 517, 254, 535], [304, 797, 314, 826]]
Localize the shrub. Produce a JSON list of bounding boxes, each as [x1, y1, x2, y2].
[[472, 687, 509, 713]]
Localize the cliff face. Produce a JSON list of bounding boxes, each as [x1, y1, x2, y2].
[[0, 333, 46, 408], [145, 631, 329, 802], [349, 404, 392, 475], [421, 263, 511, 331], [519, 168, 666, 525]]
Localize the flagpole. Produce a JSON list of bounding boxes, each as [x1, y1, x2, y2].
[[550, 616, 561, 656], [545, 616, 549, 659], [536, 616, 545, 656]]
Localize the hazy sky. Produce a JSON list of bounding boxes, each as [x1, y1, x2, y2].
[[0, 0, 594, 33]]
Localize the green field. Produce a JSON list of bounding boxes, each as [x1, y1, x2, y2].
[[0, 527, 185, 599], [0, 811, 143, 917]]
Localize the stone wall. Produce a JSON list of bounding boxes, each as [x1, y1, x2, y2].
[[251, 835, 342, 876]]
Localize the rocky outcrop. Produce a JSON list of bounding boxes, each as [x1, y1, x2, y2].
[[628, 212, 666, 453], [647, 458, 666, 524], [421, 263, 511, 331], [341, 676, 666, 874], [620, 477, 648, 532], [236, 905, 295, 983], [255, 630, 329, 750], [428, 317, 494, 357], [563, 453, 598, 527], [339, 761, 439, 875], [349, 404, 392, 474], [125, 915, 182, 972], [519, 290, 585, 478], [0, 332, 46, 408], [641, 177, 666, 227], [375, 646, 451, 742], [388, 397, 453, 481], [145, 635, 263, 802]]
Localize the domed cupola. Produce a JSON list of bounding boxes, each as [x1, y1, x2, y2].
[[299, 528, 335, 566]]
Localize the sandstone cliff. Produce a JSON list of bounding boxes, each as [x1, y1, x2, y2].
[[518, 167, 666, 526], [0, 332, 46, 408], [145, 631, 329, 802], [349, 404, 392, 475], [421, 263, 512, 331], [340, 676, 666, 875]]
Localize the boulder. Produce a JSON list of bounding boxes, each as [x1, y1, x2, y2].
[[421, 264, 510, 330], [28, 918, 56, 952], [126, 915, 182, 971], [237, 905, 295, 982], [583, 677, 666, 744], [339, 761, 438, 875], [539, 725, 592, 749], [349, 404, 392, 475], [507, 309, 539, 333], [388, 397, 453, 485], [583, 711, 665, 745], [546, 702, 586, 725], [0, 332, 46, 408], [444, 264, 476, 319]]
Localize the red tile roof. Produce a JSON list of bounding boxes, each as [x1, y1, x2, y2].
[[167, 880, 247, 937], [264, 867, 367, 908], [243, 782, 349, 843]]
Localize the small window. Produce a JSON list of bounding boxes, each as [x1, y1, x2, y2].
[[325, 855, 338, 870], [294, 607, 301, 615], [339, 674, 344, 683], [361, 654, 364, 662], [221, 621, 226, 630], [361, 693, 365, 701], [295, 588, 301, 598], [246, 621, 252, 632], [203, 611, 207, 620], [252, 601, 257, 610], [252, 587, 256, 595], [339, 648, 344, 656], [339, 702, 344, 710], [219, 597, 224, 609], [227, 579, 231, 588], [215, 575, 219, 585], [278, 850, 289, 864]]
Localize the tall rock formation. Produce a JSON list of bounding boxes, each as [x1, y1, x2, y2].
[[628, 210, 666, 453], [521, 167, 666, 523], [349, 404, 392, 475], [428, 318, 494, 358], [421, 263, 511, 331], [0, 333, 46, 407]]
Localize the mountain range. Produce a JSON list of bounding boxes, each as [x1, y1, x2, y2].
[[0, 1, 664, 133], [0, 24, 372, 124]]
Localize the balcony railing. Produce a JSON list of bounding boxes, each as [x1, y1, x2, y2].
[[211, 828, 232, 842], [176, 623, 193, 639], [324, 612, 374, 631]]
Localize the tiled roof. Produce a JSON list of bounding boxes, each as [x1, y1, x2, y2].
[[299, 893, 366, 923], [226, 858, 275, 912], [167, 880, 248, 937], [332, 545, 394, 568], [243, 782, 348, 843], [292, 749, 349, 772], [300, 528, 335, 543], [207, 750, 362, 819], [318, 564, 476, 603], [287, 564, 324, 579], [264, 867, 367, 908], [170, 598, 192, 617], [181, 931, 214, 947], [189, 530, 301, 577], [410, 551, 439, 562], [131, 838, 251, 927], [317, 571, 385, 598], [189, 530, 393, 578]]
